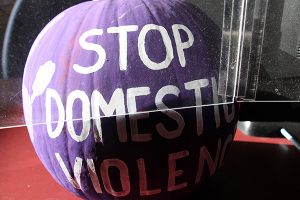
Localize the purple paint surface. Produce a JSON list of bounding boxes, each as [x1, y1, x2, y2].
[[22, 0, 238, 199]]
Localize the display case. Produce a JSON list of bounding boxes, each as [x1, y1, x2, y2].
[[1, 0, 300, 129]]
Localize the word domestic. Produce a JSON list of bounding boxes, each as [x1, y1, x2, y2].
[[46, 77, 235, 143]]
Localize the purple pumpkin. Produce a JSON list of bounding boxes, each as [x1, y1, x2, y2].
[[22, 0, 238, 199]]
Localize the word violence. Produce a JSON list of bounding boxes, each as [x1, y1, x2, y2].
[[55, 134, 233, 197]]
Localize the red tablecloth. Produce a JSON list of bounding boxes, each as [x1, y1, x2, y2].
[[0, 127, 299, 200]]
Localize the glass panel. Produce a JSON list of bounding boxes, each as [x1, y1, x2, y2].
[[218, 0, 248, 98], [236, 0, 300, 102], [1, 0, 238, 129]]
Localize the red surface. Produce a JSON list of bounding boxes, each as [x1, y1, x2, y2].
[[0, 127, 299, 200], [234, 129, 293, 145], [0, 127, 80, 200]]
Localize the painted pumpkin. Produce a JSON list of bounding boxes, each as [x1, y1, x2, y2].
[[22, 0, 238, 199]]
